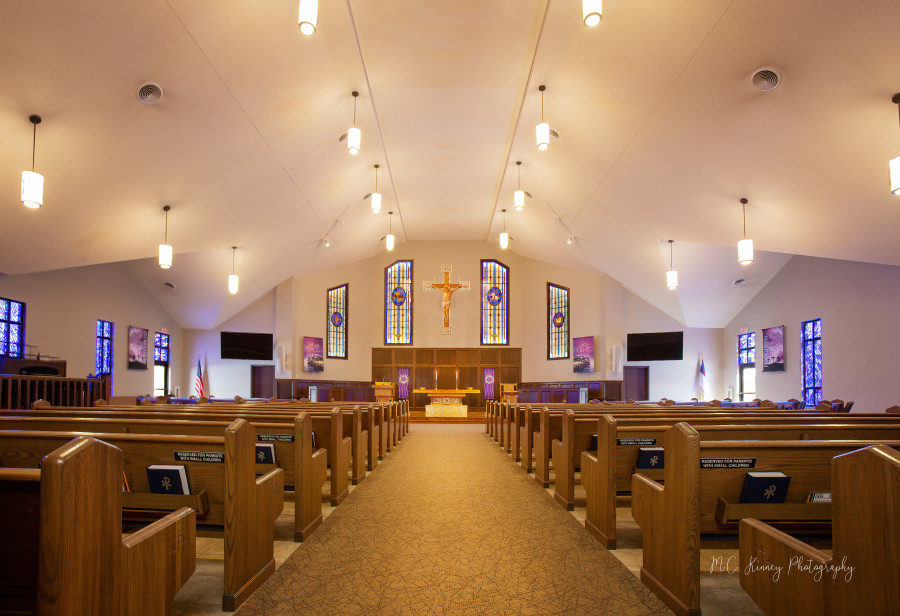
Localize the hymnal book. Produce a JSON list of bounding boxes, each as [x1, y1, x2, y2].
[[589, 434, 598, 451], [311, 432, 317, 449], [636, 447, 665, 469], [740, 471, 790, 503], [806, 491, 832, 504], [147, 465, 190, 495], [255, 443, 276, 464]]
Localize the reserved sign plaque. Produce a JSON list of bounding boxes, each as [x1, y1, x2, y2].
[[617, 438, 658, 446], [259, 434, 295, 442], [174, 450, 225, 463], [700, 458, 756, 469]]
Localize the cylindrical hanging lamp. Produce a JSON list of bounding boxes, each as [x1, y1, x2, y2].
[[21, 115, 44, 209], [583, 0, 602, 26], [890, 94, 900, 195], [499, 209, 509, 249], [386, 211, 395, 251], [737, 198, 754, 265], [158, 205, 173, 269], [228, 246, 239, 294], [298, 0, 318, 35], [536, 86, 550, 151], [514, 161, 525, 211], [666, 240, 678, 290], [347, 91, 360, 155], [371, 164, 382, 213]]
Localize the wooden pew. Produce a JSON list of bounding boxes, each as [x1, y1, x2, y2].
[[631, 423, 900, 616], [739, 444, 900, 616], [580, 413, 900, 549], [0, 436, 195, 616], [0, 419, 283, 611]]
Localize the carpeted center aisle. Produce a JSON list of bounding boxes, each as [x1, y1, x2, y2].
[[236, 424, 671, 616]]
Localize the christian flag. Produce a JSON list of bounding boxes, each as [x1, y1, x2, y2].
[[697, 355, 707, 400], [194, 357, 204, 398]]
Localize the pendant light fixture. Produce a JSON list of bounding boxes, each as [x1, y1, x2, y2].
[[499, 209, 509, 249], [158, 205, 173, 269], [298, 0, 317, 35], [369, 164, 382, 213], [385, 211, 395, 251], [666, 240, 678, 290], [228, 246, 239, 294], [583, 0, 602, 26], [347, 91, 360, 155], [890, 94, 900, 195], [514, 161, 526, 211], [21, 114, 43, 209], [536, 86, 550, 151], [737, 197, 754, 265]]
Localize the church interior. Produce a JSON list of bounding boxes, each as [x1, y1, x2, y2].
[[1, 1, 899, 615]]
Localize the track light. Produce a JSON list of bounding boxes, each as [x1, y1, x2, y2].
[[583, 0, 602, 26], [567, 236, 574, 245], [348, 91, 360, 155], [386, 211, 395, 251], [228, 246, 239, 294], [158, 205, 173, 269], [21, 114, 43, 209], [370, 164, 382, 213], [737, 198, 754, 265], [514, 161, 526, 211], [499, 209, 509, 249], [324, 238, 330, 248], [298, 0, 317, 35], [890, 94, 900, 195], [666, 240, 678, 290], [536, 86, 550, 151]]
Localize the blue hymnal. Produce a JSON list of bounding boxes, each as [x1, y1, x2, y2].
[[147, 465, 190, 495], [740, 471, 790, 503], [589, 434, 598, 451], [636, 447, 664, 469], [255, 443, 276, 464]]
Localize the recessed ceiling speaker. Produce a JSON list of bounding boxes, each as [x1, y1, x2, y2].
[[732, 278, 747, 287], [163, 281, 176, 289], [137, 83, 164, 104], [750, 68, 781, 91]]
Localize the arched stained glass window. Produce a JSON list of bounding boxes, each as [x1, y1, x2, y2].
[[385, 260, 413, 345], [548, 283, 569, 359], [481, 259, 509, 345], [327, 284, 348, 359]]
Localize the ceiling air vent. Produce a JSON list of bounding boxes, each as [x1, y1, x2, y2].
[[732, 278, 747, 287], [163, 281, 176, 290], [136, 83, 164, 104], [750, 68, 781, 92]]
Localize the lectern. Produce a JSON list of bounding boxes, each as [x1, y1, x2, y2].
[[373, 381, 394, 403]]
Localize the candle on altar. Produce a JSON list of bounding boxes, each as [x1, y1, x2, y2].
[[455, 369, 459, 389], [434, 369, 437, 389]]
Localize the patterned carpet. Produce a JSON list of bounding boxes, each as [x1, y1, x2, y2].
[[235, 424, 671, 616]]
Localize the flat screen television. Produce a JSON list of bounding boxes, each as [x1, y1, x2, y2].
[[626, 331, 683, 361], [220, 332, 273, 360]]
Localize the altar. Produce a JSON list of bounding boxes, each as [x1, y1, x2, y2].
[[414, 388, 480, 417]]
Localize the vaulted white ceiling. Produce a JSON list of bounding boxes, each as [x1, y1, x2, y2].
[[2, 0, 899, 329]]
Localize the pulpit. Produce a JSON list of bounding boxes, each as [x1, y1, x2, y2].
[[373, 382, 394, 403]]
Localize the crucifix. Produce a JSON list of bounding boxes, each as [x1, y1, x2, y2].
[[424, 264, 470, 335]]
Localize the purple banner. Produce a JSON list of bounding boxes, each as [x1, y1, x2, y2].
[[484, 367, 495, 399], [398, 367, 409, 399], [573, 336, 595, 373], [303, 336, 324, 372]]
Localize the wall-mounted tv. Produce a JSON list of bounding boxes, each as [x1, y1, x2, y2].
[[220, 332, 273, 360], [626, 331, 683, 361]]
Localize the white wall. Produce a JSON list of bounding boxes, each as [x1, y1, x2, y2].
[[182, 289, 276, 398], [0, 263, 183, 396], [623, 290, 723, 401], [724, 256, 900, 411]]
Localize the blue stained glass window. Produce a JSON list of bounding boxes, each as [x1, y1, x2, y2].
[[96, 319, 113, 375], [385, 261, 413, 345], [0, 297, 26, 357], [737, 333, 755, 367], [481, 260, 509, 345], [801, 318, 822, 406], [547, 283, 569, 359], [327, 284, 349, 358], [154, 332, 169, 366]]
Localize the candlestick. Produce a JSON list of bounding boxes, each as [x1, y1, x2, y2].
[[434, 369, 437, 389], [456, 369, 459, 389]]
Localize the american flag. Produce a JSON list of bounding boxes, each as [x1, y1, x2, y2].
[[194, 357, 204, 398]]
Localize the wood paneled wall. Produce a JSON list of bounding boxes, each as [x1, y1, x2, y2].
[[372, 347, 521, 409]]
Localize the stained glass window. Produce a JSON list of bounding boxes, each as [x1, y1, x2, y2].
[[327, 284, 348, 359], [737, 332, 756, 401], [96, 319, 113, 376], [547, 283, 569, 359], [385, 261, 413, 345], [801, 318, 823, 406], [0, 297, 26, 357], [481, 260, 509, 345], [154, 332, 169, 396]]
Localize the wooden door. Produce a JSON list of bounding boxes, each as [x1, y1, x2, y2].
[[623, 366, 649, 401], [251, 365, 275, 399]]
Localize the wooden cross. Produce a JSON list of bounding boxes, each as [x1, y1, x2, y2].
[[424, 264, 470, 334]]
